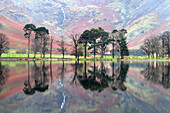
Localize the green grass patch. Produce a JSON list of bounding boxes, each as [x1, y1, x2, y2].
[[1, 53, 169, 61]]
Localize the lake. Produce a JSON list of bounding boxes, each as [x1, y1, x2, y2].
[[0, 61, 169, 113]]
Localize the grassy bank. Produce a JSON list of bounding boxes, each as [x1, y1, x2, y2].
[[0, 53, 169, 61]]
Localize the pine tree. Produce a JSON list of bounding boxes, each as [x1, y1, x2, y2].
[[120, 37, 129, 59]]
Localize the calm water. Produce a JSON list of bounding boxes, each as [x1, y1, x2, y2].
[[0, 61, 169, 113]]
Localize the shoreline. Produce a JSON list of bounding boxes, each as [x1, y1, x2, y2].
[[0, 57, 169, 62]]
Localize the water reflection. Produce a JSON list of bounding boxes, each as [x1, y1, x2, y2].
[[0, 61, 170, 113], [23, 61, 50, 95], [72, 61, 129, 92], [141, 62, 170, 88], [0, 62, 9, 86]]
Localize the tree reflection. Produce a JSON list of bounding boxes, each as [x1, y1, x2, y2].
[[0, 62, 9, 86], [73, 61, 129, 92], [77, 61, 105, 92], [23, 61, 35, 95], [70, 61, 83, 85], [111, 62, 129, 91], [141, 62, 170, 88], [23, 61, 50, 95], [34, 61, 49, 92], [162, 63, 170, 88]]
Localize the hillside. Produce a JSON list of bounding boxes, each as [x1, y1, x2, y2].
[[0, 0, 169, 49], [0, 16, 70, 52]]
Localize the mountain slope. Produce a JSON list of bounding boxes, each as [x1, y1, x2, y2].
[[0, 16, 69, 52], [0, 0, 169, 48]]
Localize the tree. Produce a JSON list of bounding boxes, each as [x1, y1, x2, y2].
[[0, 33, 10, 56], [96, 27, 109, 58], [50, 36, 54, 59], [34, 61, 49, 92], [77, 44, 84, 60], [109, 29, 118, 58], [161, 31, 170, 58], [42, 36, 49, 58], [120, 37, 129, 59], [111, 29, 127, 59], [69, 32, 80, 59], [140, 36, 160, 58], [31, 38, 40, 58], [88, 28, 101, 58], [57, 39, 67, 59], [79, 30, 90, 59], [23, 24, 36, 58], [35, 27, 49, 58], [140, 38, 151, 58]]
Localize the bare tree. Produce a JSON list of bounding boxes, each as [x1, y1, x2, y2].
[[162, 31, 170, 58], [0, 33, 10, 56], [42, 36, 49, 58], [31, 38, 40, 58], [140, 38, 151, 58], [57, 39, 67, 59], [69, 32, 80, 59]]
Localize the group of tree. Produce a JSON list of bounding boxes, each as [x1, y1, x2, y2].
[[140, 31, 170, 58], [0, 25, 129, 59], [70, 27, 129, 59], [23, 24, 52, 58]]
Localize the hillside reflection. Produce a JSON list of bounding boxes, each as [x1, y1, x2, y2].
[[11, 61, 169, 95], [0, 62, 9, 86], [141, 62, 170, 88], [72, 61, 129, 92]]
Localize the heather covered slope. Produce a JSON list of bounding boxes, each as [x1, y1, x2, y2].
[[0, 16, 70, 51], [0, 16, 26, 48], [0, 0, 169, 48]]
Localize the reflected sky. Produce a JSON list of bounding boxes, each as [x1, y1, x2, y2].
[[0, 61, 169, 113]]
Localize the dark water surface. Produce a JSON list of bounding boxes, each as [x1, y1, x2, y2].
[[0, 61, 169, 113]]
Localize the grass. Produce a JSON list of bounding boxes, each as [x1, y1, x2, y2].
[[0, 53, 169, 61]]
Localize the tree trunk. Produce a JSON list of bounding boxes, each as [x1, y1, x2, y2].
[[75, 46, 77, 59], [101, 45, 104, 59], [50, 36, 53, 59], [28, 37, 30, 58], [40, 37, 43, 58], [94, 39, 96, 58], [63, 51, 64, 59], [121, 55, 124, 59], [168, 38, 170, 58], [162, 39, 164, 58], [101, 36, 104, 59], [156, 52, 158, 59], [84, 44, 87, 59], [34, 52, 36, 58], [112, 44, 114, 58]]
